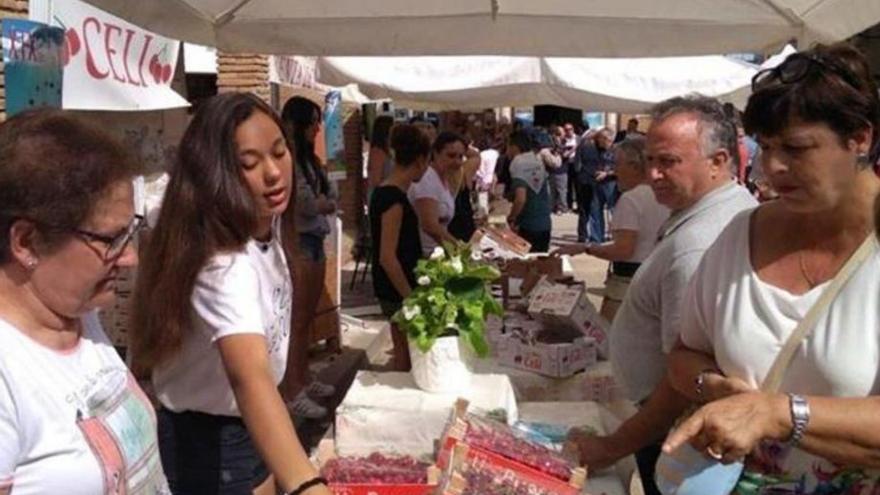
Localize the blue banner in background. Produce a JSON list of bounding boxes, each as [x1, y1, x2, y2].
[[2, 19, 64, 116], [323, 90, 346, 180]]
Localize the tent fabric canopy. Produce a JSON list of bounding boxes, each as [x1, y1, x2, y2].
[[316, 55, 762, 112], [78, 0, 880, 57]]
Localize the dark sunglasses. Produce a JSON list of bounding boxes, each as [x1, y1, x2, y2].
[[751, 52, 863, 93]]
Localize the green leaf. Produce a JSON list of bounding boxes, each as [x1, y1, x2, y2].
[[465, 329, 490, 357]]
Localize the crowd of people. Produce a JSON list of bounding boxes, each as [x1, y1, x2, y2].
[[1, 41, 880, 495]]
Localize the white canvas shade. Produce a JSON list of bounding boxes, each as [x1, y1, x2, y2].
[[316, 54, 764, 112], [77, 1, 880, 57]]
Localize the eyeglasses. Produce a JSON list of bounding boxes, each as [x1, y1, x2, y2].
[[74, 214, 145, 261], [751, 52, 863, 93]]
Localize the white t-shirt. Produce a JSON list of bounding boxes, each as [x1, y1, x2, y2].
[[0, 312, 169, 495], [153, 220, 292, 417], [610, 184, 669, 263], [408, 166, 455, 256], [477, 149, 500, 192], [681, 210, 880, 492]]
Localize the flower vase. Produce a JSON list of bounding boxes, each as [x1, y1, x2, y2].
[[408, 336, 473, 393]]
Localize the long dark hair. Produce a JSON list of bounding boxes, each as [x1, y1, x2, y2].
[[131, 92, 284, 373], [371, 115, 393, 153], [281, 96, 329, 196]]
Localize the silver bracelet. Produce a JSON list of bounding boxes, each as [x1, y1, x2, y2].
[[788, 393, 811, 446]]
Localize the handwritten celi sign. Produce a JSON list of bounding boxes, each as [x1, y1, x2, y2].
[[50, 0, 189, 110]]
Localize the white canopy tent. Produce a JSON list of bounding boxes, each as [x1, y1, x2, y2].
[[316, 54, 763, 112], [77, 0, 880, 58]]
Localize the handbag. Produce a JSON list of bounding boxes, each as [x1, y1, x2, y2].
[[654, 234, 877, 495]]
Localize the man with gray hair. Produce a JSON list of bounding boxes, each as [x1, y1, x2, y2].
[[569, 95, 756, 494]]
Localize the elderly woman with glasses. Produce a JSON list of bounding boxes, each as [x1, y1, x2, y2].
[[0, 109, 167, 493], [663, 43, 880, 491]]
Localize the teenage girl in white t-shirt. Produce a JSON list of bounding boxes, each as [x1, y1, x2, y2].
[[131, 93, 331, 495]]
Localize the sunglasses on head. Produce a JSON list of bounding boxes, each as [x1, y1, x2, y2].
[[751, 52, 863, 93]]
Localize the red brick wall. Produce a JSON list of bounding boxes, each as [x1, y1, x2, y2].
[[216, 53, 270, 102]]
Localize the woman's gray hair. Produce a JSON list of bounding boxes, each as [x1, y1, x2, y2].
[[613, 136, 647, 173], [651, 94, 739, 161]]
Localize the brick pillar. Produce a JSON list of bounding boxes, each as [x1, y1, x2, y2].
[[216, 52, 270, 102], [0, 0, 30, 122]]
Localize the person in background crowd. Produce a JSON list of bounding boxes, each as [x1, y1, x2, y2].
[[476, 145, 500, 220], [553, 137, 669, 320], [410, 131, 463, 256], [367, 115, 394, 195], [280, 96, 337, 420], [557, 122, 578, 213], [370, 124, 432, 371], [447, 141, 481, 242], [0, 109, 168, 494], [132, 93, 331, 495], [616, 117, 645, 143], [568, 124, 587, 211], [665, 42, 880, 493], [568, 95, 755, 495], [507, 129, 553, 252], [573, 128, 615, 243], [412, 120, 439, 151], [590, 128, 619, 243]]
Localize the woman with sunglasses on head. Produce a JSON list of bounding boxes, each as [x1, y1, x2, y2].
[[131, 93, 331, 495], [664, 43, 880, 492], [0, 109, 168, 494]]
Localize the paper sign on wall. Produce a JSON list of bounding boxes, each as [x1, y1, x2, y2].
[[2, 19, 64, 116], [49, 0, 188, 111], [324, 90, 346, 180]]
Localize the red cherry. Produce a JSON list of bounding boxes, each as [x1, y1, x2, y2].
[[161, 64, 172, 83], [66, 28, 80, 56], [151, 65, 162, 84]]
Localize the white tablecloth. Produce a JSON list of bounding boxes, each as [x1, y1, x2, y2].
[[335, 371, 518, 458]]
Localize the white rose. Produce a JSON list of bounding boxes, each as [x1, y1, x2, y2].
[[402, 305, 421, 321], [430, 247, 445, 260], [450, 256, 464, 274], [418, 275, 431, 286]]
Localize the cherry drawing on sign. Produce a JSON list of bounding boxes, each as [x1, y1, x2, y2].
[[53, 16, 79, 66]]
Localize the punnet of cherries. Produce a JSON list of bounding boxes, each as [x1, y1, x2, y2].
[[321, 452, 431, 484], [461, 415, 575, 481], [454, 468, 555, 495]]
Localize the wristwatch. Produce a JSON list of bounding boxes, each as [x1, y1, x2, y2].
[[788, 394, 811, 446]]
